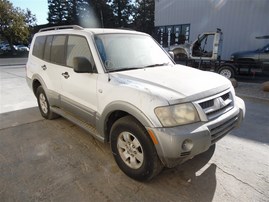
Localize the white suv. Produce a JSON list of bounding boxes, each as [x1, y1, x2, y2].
[[26, 25, 245, 181]]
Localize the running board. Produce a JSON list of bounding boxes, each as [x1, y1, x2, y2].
[[51, 107, 104, 142]]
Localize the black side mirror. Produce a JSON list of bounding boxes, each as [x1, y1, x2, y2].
[[73, 57, 93, 73]]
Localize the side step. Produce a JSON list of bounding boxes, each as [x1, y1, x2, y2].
[[51, 107, 104, 142]]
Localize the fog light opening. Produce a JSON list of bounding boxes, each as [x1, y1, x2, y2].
[[182, 139, 193, 152]]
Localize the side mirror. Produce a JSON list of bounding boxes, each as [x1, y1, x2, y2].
[[168, 51, 174, 60], [73, 57, 93, 73]]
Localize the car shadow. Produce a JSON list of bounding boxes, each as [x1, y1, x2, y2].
[[150, 145, 217, 201]]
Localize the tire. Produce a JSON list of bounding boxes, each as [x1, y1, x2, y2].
[[36, 86, 58, 119], [110, 115, 163, 181], [218, 65, 235, 79]]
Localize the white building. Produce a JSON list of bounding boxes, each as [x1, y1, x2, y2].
[[154, 0, 269, 60]]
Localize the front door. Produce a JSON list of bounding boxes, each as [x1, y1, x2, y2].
[[60, 35, 98, 125]]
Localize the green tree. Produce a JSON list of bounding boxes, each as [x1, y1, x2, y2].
[[48, 0, 117, 28], [47, 0, 69, 25], [87, 0, 117, 28], [133, 0, 155, 34], [0, 0, 36, 53], [107, 0, 134, 27]]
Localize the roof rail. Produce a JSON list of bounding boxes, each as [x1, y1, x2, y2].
[[39, 25, 83, 32]]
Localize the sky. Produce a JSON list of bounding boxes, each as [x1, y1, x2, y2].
[[10, 0, 49, 25]]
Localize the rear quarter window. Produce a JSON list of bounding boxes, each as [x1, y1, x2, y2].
[[32, 36, 46, 59]]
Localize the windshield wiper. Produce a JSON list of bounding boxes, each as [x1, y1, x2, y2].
[[107, 67, 142, 72], [145, 62, 169, 68]]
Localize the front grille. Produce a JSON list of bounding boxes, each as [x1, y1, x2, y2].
[[199, 99, 214, 109], [221, 93, 230, 101], [197, 91, 234, 120], [209, 115, 239, 144]]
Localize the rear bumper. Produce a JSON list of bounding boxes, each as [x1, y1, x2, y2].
[[149, 97, 245, 168]]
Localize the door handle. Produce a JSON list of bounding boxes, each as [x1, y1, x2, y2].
[[62, 72, 70, 79], [41, 65, 47, 70]]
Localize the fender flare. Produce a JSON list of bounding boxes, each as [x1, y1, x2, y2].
[[97, 101, 155, 142]]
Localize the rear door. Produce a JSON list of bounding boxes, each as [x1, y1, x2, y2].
[[43, 35, 66, 106]]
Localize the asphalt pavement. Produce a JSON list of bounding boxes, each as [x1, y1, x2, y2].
[[0, 59, 269, 201]]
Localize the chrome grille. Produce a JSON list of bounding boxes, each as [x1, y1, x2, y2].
[[198, 91, 234, 120]]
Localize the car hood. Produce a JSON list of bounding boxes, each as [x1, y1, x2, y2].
[[111, 65, 231, 104]]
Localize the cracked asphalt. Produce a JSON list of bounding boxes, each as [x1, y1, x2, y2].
[[0, 60, 269, 201]]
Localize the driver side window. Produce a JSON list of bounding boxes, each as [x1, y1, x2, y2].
[[66, 35, 96, 72]]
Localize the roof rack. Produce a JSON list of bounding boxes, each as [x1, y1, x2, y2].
[[39, 25, 83, 32]]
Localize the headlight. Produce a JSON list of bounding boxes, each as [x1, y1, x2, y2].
[[230, 55, 234, 61], [154, 103, 200, 127]]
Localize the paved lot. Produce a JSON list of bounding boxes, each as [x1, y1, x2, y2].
[[0, 62, 37, 114], [0, 60, 269, 201]]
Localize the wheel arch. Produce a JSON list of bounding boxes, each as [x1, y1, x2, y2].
[[33, 79, 41, 97], [218, 63, 236, 71], [98, 101, 154, 143], [31, 74, 48, 97]]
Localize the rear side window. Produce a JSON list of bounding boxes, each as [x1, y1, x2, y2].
[[32, 36, 46, 59], [50, 35, 66, 65], [43, 35, 53, 61], [66, 35, 95, 70]]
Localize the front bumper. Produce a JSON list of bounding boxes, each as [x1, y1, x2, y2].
[[149, 98, 245, 168]]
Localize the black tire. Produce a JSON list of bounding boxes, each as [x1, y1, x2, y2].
[[36, 86, 58, 119], [218, 65, 235, 79], [110, 115, 163, 181]]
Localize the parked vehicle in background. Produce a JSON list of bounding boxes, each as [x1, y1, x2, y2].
[[17, 44, 30, 52], [1, 44, 18, 52], [169, 29, 238, 79], [26, 25, 245, 181], [170, 29, 223, 61], [230, 44, 269, 74]]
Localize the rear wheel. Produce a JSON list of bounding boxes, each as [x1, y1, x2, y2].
[[36, 86, 58, 119], [218, 65, 235, 79], [110, 115, 163, 181]]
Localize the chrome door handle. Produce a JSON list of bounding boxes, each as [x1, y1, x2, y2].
[[41, 65, 47, 70], [61, 72, 70, 79]]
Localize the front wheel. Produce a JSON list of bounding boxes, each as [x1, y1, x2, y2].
[[110, 116, 163, 181], [218, 65, 235, 79]]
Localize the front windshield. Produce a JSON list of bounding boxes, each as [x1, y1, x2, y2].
[[94, 34, 173, 72]]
